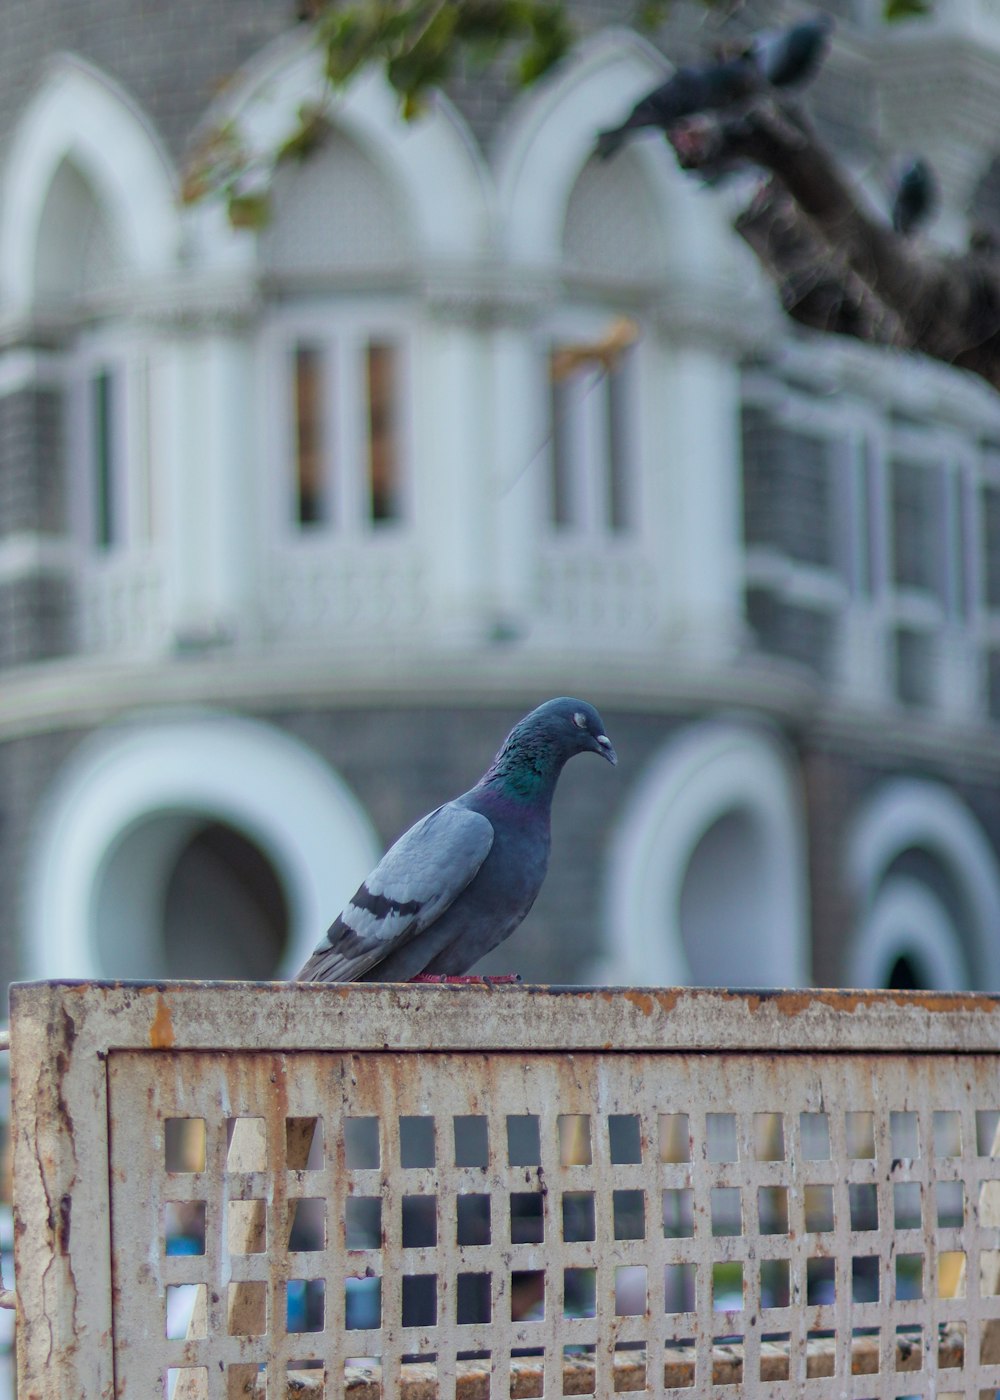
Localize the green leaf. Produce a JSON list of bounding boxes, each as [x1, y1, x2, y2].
[[275, 105, 330, 163], [884, 0, 932, 17], [227, 190, 272, 229]]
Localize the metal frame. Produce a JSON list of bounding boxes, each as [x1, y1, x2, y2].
[[11, 981, 1000, 1400]]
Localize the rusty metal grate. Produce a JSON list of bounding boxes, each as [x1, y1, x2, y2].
[[11, 983, 1000, 1399]]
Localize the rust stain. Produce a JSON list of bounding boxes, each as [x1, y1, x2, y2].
[[149, 995, 175, 1049], [621, 990, 656, 1018], [710, 986, 1000, 1019]]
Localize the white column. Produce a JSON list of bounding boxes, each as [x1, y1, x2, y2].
[[655, 343, 744, 661], [152, 328, 256, 647], [490, 324, 545, 637], [410, 313, 491, 642]]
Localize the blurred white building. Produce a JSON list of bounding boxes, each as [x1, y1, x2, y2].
[[2, 0, 1000, 993]]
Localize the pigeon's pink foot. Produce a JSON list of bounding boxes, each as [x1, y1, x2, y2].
[[407, 973, 522, 985]]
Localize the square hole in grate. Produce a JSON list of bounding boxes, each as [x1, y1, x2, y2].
[[665, 1338, 696, 1388], [453, 1115, 488, 1168], [609, 1114, 642, 1164], [164, 1118, 205, 1173], [806, 1257, 835, 1305], [614, 1341, 646, 1392], [286, 1117, 323, 1169], [402, 1274, 437, 1327], [711, 1187, 742, 1236], [753, 1113, 785, 1161], [402, 1195, 437, 1248], [558, 1114, 592, 1166], [707, 1113, 738, 1163], [563, 1344, 595, 1396], [287, 1363, 325, 1398], [713, 1262, 743, 1312], [511, 1192, 544, 1244], [894, 1182, 922, 1230], [761, 1258, 789, 1308], [166, 1283, 205, 1340], [850, 1183, 878, 1231], [939, 1320, 965, 1368], [659, 1112, 690, 1163], [895, 1326, 923, 1373], [164, 1201, 205, 1256], [507, 1115, 541, 1167], [616, 1265, 647, 1316], [564, 1267, 596, 1319], [346, 1276, 381, 1329], [806, 1331, 836, 1377], [846, 1111, 875, 1159], [511, 1270, 545, 1321], [852, 1256, 879, 1303], [936, 1181, 964, 1228], [346, 1196, 381, 1250], [613, 1189, 645, 1240], [979, 1251, 1000, 1295], [977, 1179, 1000, 1222], [512, 1352, 543, 1400], [760, 1334, 790, 1382], [758, 1185, 788, 1235], [848, 1328, 880, 1374], [457, 1271, 491, 1325], [165, 1367, 207, 1399], [345, 1117, 380, 1170], [228, 1281, 267, 1336], [563, 1191, 595, 1243], [804, 1184, 834, 1233], [287, 1279, 324, 1333], [663, 1186, 693, 1238], [799, 1112, 830, 1160], [226, 1117, 266, 1171], [890, 1111, 919, 1161], [228, 1363, 265, 1397], [665, 1263, 696, 1313], [713, 1334, 745, 1381], [457, 1193, 490, 1246], [228, 1199, 266, 1253], [895, 1254, 923, 1301], [289, 1198, 325, 1252], [976, 1109, 1000, 1155], [399, 1116, 435, 1168], [933, 1110, 962, 1158]]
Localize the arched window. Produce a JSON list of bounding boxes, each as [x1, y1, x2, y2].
[[1, 58, 178, 656], [34, 157, 127, 306], [845, 780, 1000, 990], [604, 720, 810, 987], [25, 713, 380, 979]]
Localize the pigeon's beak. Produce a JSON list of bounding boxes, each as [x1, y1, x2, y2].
[[595, 733, 617, 766]]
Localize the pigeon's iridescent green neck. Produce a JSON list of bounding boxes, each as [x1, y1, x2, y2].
[[480, 729, 562, 802]]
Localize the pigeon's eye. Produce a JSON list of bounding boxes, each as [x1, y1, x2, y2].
[[573, 711, 588, 730]]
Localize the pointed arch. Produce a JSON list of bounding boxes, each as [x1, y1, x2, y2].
[[201, 30, 491, 266], [604, 719, 810, 988], [25, 712, 381, 980], [494, 27, 740, 279], [0, 54, 179, 313], [846, 779, 1000, 990]]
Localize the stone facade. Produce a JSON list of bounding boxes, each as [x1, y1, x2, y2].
[[3, 0, 1000, 998]]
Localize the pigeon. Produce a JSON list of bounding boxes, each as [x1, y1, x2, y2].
[[889, 155, 938, 236], [751, 15, 833, 90], [595, 15, 833, 161], [297, 698, 617, 983], [595, 57, 759, 160]]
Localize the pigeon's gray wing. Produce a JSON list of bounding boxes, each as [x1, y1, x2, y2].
[[297, 802, 495, 982]]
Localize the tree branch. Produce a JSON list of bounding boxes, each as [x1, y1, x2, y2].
[[667, 97, 1000, 390]]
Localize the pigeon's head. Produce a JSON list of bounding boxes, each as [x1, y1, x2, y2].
[[527, 697, 618, 766]]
